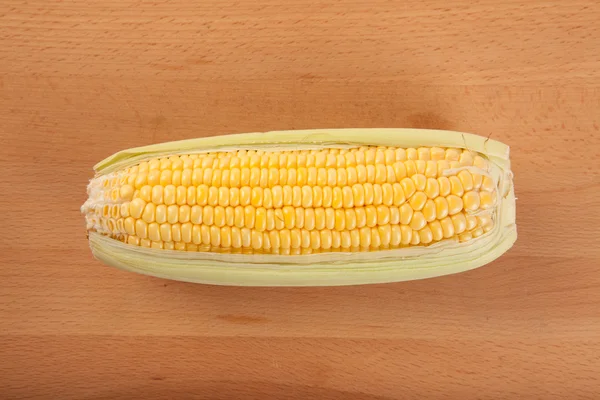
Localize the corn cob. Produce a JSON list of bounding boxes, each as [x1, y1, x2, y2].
[[82, 129, 516, 286]]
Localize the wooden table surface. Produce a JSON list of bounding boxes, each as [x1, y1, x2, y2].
[[2, 1, 600, 399]]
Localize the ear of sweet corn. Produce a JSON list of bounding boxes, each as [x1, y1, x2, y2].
[[82, 128, 516, 286]]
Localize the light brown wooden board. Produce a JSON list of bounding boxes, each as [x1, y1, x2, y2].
[[1, 1, 599, 399]]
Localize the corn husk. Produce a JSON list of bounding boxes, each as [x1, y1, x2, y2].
[[86, 128, 517, 286]]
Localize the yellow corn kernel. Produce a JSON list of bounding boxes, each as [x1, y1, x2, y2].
[[322, 186, 333, 207], [451, 213, 467, 234], [419, 226, 433, 244], [129, 198, 146, 219], [172, 170, 182, 186], [458, 170, 473, 191], [424, 160, 437, 177], [459, 151, 474, 167], [449, 176, 464, 197], [437, 177, 451, 197], [166, 205, 178, 224], [474, 155, 489, 170], [142, 203, 156, 223], [148, 223, 161, 242], [406, 148, 417, 160], [138, 186, 151, 202], [135, 219, 148, 239], [127, 235, 140, 246], [409, 192, 427, 211], [409, 211, 427, 231], [436, 160, 450, 177], [463, 191, 481, 211], [159, 169, 172, 186], [445, 148, 460, 161], [393, 162, 407, 180], [389, 207, 400, 225], [176, 186, 187, 205], [163, 185, 176, 205], [400, 177, 416, 199], [424, 178, 439, 199], [466, 215, 478, 231], [410, 229, 420, 245], [429, 220, 443, 241], [477, 213, 494, 231], [422, 199, 436, 222], [255, 207, 267, 232], [332, 187, 344, 209], [150, 203, 165, 223], [400, 225, 412, 245], [481, 176, 495, 192], [119, 184, 134, 201], [376, 205, 390, 225], [430, 147, 445, 160], [458, 231, 473, 242], [390, 225, 401, 246], [346, 166, 358, 185], [472, 173, 483, 190], [334, 209, 345, 231], [440, 217, 455, 238], [365, 205, 377, 228], [480, 191, 496, 209], [414, 159, 425, 174], [404, 160, 417, 176], [399, 203, 413, 225], [392, 183, 406, 206], [342, 186, 354, 208], [385, 166, 396, 184], [352, 184, 365, 207], [447, 195, 464, 216], [472, 227, 484, 238], [159, 223, 172, 242], [124, 217, 135, 236], [362, 183, 374, 206], [208, 186, 219, 207], [411, 174, 427, 191]]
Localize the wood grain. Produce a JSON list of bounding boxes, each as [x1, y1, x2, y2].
[[1, 1, 600, 399]]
